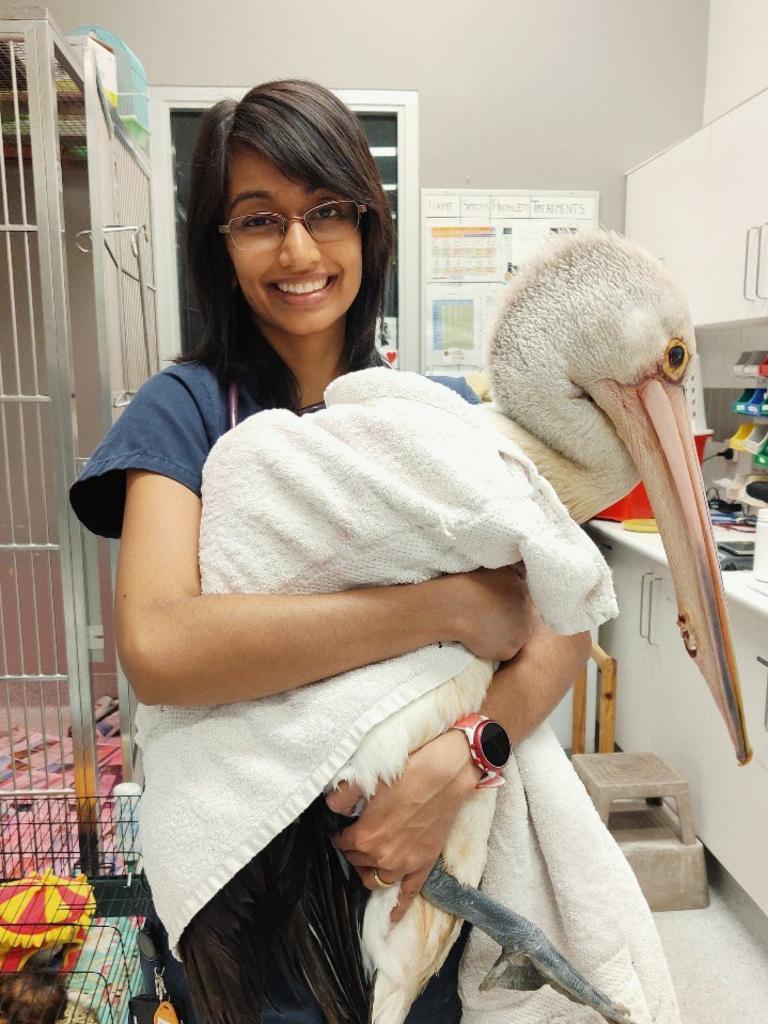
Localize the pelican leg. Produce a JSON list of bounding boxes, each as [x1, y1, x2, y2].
[[421, 863, 638, 1024]]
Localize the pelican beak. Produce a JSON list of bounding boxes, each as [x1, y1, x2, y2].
[[590, 377, 751, 765]]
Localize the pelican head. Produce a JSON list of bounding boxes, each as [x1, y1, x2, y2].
[[486, 229, 750, 765]]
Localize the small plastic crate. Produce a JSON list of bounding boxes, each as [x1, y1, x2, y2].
[[117, 46, 147, 127], [0, 794, 148, 1024], [69, 27, 150, 149]]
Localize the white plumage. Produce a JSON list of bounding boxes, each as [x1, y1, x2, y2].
[[337, 657, 496, 1023], [329, 229, 747, 1022]]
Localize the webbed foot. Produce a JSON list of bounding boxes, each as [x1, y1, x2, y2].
[[421, 863, 637, 1024]]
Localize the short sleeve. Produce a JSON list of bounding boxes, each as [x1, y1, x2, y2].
[[70, 365, 226, 539]]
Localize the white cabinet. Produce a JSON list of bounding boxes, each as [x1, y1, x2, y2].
[[625, 88, 768, 327], [625, 130, 712, 325], [597, 538, 768, 914], [652, 575, 768, 913], [707, 89, 768, 323], [598, 544, 662, 751]]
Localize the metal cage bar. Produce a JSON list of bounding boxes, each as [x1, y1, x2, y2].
[[1, 13, 157, 810], [24, 19, 99, 804], [77, 34, 157, 782], [0, 22, 92, 802]]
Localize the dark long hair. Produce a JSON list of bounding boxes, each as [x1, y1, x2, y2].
[[180, 79, 395, 411]]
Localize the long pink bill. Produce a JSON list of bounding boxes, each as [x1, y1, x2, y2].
[[592, 378, 751, 765]]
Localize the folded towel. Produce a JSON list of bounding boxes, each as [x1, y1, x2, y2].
[[133, 369, 676, 1021], [201, 368, 617, 634], [460, 726, 679, 1023]]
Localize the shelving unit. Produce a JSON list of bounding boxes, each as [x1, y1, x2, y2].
[[728, 351, 768, 477], [0, 51, 87, 160]]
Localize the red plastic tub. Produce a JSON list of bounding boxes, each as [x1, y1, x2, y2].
[[595, 432, 711, 521]]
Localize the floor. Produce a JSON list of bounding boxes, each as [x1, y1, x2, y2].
[[653, 851, 768, 1023]]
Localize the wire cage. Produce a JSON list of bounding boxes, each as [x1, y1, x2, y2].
[[0, 17, 158, 1017], [0, 792, 147, 1024], [1, 11, 159, 811]]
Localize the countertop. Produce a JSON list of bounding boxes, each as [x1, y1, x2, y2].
[[586, 519, 768, 619]]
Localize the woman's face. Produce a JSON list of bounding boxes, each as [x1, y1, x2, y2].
[[224, 148, 363, 358]]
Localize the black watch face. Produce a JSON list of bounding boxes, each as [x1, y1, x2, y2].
[[480, 721, 511, 768]]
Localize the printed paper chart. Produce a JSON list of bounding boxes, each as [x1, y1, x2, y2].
[[422, 189, 599, 371]]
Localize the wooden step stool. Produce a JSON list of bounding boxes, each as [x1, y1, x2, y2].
[[571, 751, 709, 911]]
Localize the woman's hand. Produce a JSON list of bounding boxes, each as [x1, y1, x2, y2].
[[452, 564, 534, 662], [326, 730, 481, 924]]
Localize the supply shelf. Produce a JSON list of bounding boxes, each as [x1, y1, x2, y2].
[[729, 352, 768, 474]]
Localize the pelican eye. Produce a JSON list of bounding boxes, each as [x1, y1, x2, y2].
[[663, 339, 689, 380]]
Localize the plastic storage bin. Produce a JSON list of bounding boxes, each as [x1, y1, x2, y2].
[[70, 26, 150, 152], [595, 432, 710, 521]]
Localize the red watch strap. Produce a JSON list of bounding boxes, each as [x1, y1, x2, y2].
[[451, 714, 507, 789], [454, 713, 487, 730]]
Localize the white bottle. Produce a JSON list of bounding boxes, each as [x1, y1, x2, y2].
[[112, 781, 142, 875], [754, 508, 768, 582]]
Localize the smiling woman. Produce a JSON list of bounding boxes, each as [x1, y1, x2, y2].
[[69, 79, 576, 1024], [180, 79, 395, 411], [214, 149, 365, 400]]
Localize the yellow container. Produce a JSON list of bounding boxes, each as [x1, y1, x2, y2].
[[730, 423, 756, 451]]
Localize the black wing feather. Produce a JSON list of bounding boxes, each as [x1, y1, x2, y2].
[[180, 797, 372, 1024]]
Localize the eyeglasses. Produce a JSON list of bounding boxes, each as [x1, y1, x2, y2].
[[218, 200, 367, 253]]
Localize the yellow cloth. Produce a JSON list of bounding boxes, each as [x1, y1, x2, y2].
[[0, 868, 94, 971]]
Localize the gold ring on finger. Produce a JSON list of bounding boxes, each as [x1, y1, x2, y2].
[[373, 868, 396, 889]]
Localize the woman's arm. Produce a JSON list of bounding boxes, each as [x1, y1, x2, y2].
[[117, 470, 535, 706], [479, 612, 591, 745], [328, 616, 590, 923]]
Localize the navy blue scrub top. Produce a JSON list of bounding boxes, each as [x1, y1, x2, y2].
[[69, 361, 480, 539]]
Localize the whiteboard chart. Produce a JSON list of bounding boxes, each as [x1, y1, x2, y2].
[[422, 189, 599, 372]]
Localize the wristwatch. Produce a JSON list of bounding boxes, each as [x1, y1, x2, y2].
[[452, 714, 511, 789]]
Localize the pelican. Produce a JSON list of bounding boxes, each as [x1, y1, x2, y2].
[[328, 230, 750, 1024], [483, 230, 749, 764], [180, 231, 750, 1024]]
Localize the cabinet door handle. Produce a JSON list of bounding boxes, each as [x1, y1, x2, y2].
[[639, 571, 653, 639], [758, 657, 768, 733], [757, 224, 768, 300], [647, 575, 661, 647], [744, 226, 759, 301]]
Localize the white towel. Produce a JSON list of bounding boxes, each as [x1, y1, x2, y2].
[[460, 727, 679, 1023], [136, 369, 675, 1020]]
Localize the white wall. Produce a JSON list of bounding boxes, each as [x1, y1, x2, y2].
[[704, 0, 768, 124], [42, 0, 710, 232]]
